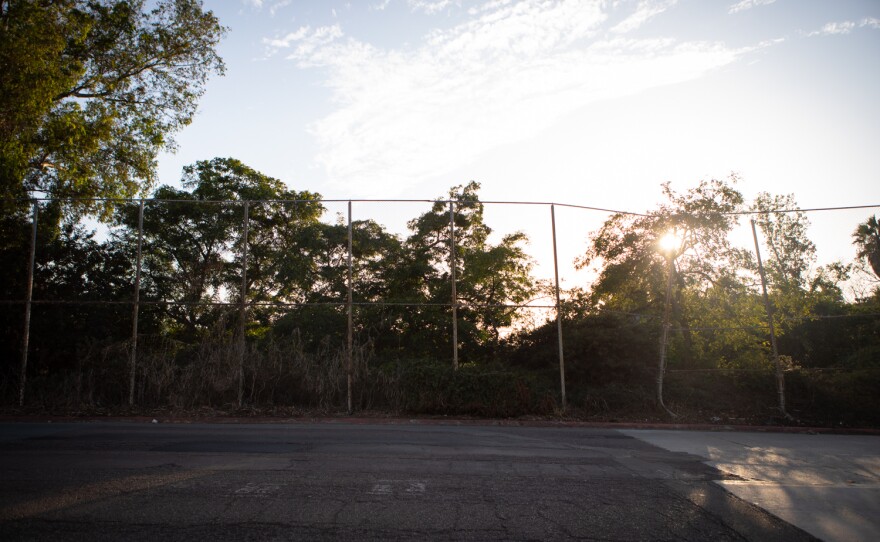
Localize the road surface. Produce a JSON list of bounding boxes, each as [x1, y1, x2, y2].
[[622, 429, 880, 542], [0, 421, 820, 541]]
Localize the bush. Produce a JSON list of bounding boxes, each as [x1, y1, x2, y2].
[[380, 359, 557, 417], [786, 368, 880, 426]]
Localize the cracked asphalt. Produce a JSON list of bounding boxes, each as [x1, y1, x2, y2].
[[0, 422, 818, 541]]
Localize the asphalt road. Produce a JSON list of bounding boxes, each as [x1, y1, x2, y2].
[[0, 421, 818, 541]]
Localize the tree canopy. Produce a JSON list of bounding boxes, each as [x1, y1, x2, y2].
[[576, 176, 745, 315], [0, 0, 226, 218], [114, 158, 322, 339]]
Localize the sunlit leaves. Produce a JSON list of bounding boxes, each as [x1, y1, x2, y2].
[[0, 0, 226, 219], [578, 175, 745, 314]]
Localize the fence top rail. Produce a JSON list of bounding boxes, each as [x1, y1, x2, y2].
[[20, 196, 649, 216], [19, 196, 880, 217]]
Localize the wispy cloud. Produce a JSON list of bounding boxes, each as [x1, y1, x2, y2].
[[810, 21, 856, 36], [267, 0, 751, 194], [728, 0, 776, 15], [269, 0, 291, 16], [408, 0, 460, 15], [265, 25, 344, 61], [806, 18, 880, 37], [860, 17, 880, 30], [611, 0, 677, 34], [243, 0, 292, 17]]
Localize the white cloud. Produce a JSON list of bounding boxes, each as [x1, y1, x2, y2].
[[269, 0, 291, 16], [808, 20, 857, 37], [611, 0, 677, 34], [805, 17, 880, 37], [728, 0, 776, 15], [861, 17, 880, 29], [244, 0, 294, 16], [271, 0, 750, 194], [264, 25, 345, 60], [408, 0, 459, 14], [371, 0, 393, 10]]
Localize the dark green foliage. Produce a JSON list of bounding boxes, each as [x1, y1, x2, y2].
[[508, 313, 657, 387], [785, 368, 880, 426], [1, 161, 545, 414], [780, 294, 880, 371], [383, 360, 556, 417], [0, 212, 140, 406], [660, 368, 880, 427], [112, 158, 324, 341], [505, 313, 660, 416], [394, 182, 535, 360]]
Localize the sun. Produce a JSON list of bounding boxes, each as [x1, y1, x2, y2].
[[658, 230, 682, 254]]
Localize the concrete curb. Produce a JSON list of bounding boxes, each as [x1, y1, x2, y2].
[[1, 414, 878, 435]]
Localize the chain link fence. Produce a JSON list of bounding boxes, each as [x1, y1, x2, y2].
[[3, 197, 879, 421]]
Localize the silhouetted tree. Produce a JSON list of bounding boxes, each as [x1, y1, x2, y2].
[[853, 215, 880, 279]]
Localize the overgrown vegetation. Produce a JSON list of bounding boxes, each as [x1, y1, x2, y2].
[[2, 171, 878, 426]]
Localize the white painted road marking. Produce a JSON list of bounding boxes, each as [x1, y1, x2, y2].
[[234, 482, 280, 497], [369, 482, 392, 495], [405, 481, 426, 494], [369, 480, 427, 496]]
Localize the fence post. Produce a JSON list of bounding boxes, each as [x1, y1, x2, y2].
[[550, 205, 566, 410], [18, 202, 38, 407], [347, 200, 353, 414], [449, 200, 459, 369], [238, 200, 249, 408], [657, 251, 677, 417], [751, 219, 791, 420], [128, 199, 144, 406]]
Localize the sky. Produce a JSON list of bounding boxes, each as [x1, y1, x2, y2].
[[156, 0, 880, 290]]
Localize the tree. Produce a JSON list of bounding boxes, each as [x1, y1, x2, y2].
[[401, 182, 535, 360], [578, 177, 745, 341], [114, 158, 322, 339], [750, 193, 850, 334], [271, 217, 408, 355], [853, 215, 880, 279], [751, 194, 816, 287], [0, 0, 225, 219], [0, 214, 138, 406], [578, 176, 746, 413]]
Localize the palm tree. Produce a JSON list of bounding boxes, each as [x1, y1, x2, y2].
[[853, 215, 880, 279]]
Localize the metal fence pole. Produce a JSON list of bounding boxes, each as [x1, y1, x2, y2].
[[18, 202, 38, 407], [750, 219, 790, 419], [550, 205, 566, 410], [238, 201, 249, 408], [347, 200, 353, 414], [449, 200, 459, 369], [657, 252, 676, 417], [128, 199, 144, 406]]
